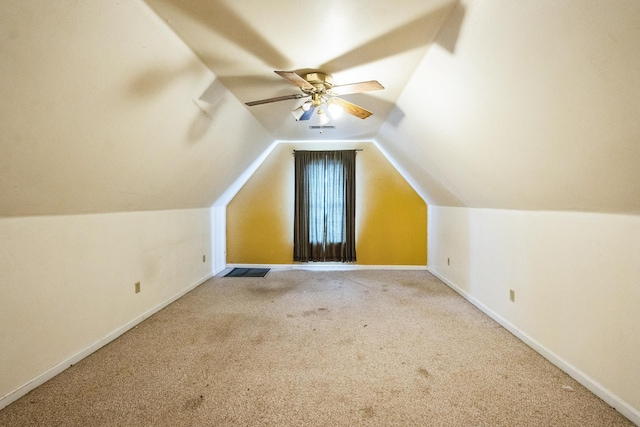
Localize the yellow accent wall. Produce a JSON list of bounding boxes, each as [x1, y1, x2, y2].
[[226, 142, 427, 265]]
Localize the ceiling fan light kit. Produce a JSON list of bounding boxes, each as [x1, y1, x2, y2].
[[328, 101, 344, 118], [291, 106, 306, 121], [316, 108, 330, 125], [245, 70, 384, 125]]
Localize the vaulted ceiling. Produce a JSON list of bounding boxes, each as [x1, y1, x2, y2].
[[145, 0, 459, 141], [1, 0, 639, 216]]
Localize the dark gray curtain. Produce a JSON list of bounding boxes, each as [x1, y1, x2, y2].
[[294, 150, 356, 262]]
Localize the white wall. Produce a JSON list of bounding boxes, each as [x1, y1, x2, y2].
[[0, 208, 215, 409], [0, 0, 275, 409], [428, 206, 640, 424]]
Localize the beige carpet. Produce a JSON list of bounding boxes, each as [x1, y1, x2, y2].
[[0, 270, 633, 426]]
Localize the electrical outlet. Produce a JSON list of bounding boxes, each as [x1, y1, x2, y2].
[[447, 258, 450, 266], [135, 282, 141, 294], [203, 254, 206, 263], [509, 289, 515, 302]]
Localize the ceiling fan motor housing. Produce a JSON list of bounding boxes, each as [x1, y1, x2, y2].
[[305, 72, 333, 88], [304, 72, 334, 107]]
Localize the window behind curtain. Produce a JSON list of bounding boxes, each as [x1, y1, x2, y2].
[[294, 150, 356, 262]]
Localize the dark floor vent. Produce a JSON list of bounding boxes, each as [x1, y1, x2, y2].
[[224, 268, 270, 277]]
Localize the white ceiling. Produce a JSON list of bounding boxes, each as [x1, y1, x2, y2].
[[378, 0, 640, 211], [2, 0, 640, 216], [145, 0, 461, 141]]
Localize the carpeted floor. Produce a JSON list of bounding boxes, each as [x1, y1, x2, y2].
[[0, 270, 633, 426]]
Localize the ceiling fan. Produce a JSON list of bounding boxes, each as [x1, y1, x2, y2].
[[245, 71, 384, 125]]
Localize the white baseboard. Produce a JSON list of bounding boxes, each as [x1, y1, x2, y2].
[[226, 263, 429, 272], [0, 273, 213, 411], [428, 267, 640, 427]]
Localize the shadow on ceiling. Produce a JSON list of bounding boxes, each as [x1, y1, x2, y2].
[[146, 0, 466, 85], [434, 1, 466, 54], [189, 78, 228, 142], [321, 1, 464, 73], [145, 0, 291, 70]]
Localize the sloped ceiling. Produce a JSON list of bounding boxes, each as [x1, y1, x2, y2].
[[145, 0, 459, 141], [1, 0, 639, 216], [378, 0, 640, 213], [0, 0, 273, 216]]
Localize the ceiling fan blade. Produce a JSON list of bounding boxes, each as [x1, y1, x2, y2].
[[299, 105, 316, 121], [330, 80, 384, 96], [275, 71, 316, 91], [330, 98, 373, 119], [245, 93, 306, 106]]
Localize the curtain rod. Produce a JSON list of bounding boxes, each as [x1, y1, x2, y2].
[[292, 149, 363, 153]]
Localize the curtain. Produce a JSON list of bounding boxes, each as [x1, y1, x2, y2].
[[294, 150, 356, 262]]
